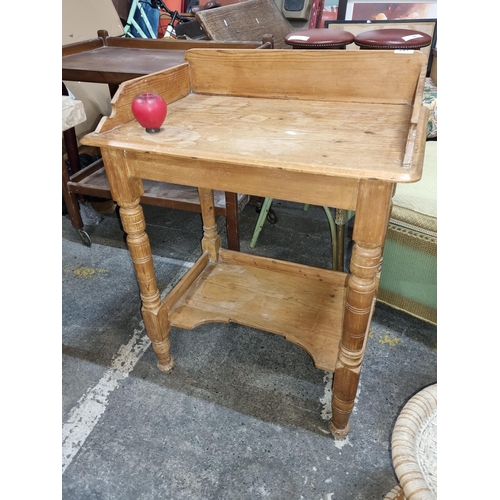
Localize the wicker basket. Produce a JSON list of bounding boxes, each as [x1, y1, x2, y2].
[[385, 384, 437, 499]]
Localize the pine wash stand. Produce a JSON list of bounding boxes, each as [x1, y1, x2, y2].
[[81, 49, 429, 439]]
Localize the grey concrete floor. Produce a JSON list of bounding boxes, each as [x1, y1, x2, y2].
[[62, 199, 437, 500]]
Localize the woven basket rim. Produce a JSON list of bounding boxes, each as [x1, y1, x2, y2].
[[391, 384, 437, 499]]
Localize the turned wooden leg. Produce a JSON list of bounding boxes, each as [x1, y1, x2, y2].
[[99, 148, 174, 373], [329, 180, 393, 439], [329, 243, 380, 438], [120, 199, 174, 373], [198, 187, 221, 262]]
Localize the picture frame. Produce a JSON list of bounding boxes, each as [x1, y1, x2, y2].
[[319, 1, 340, 26], [324, 18, 437, 75], [336, 1, 437, 22]]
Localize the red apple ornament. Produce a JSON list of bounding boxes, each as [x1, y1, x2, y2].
[[131, 93, 167, 133]]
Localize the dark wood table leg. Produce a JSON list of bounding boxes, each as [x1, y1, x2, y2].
[[63, 126, 82, 176], [62, 157, 83, 230], [108, 83, 119, 98], [224, 191, 240, 251]]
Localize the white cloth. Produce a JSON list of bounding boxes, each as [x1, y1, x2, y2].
[[62, 96, 86, 132]]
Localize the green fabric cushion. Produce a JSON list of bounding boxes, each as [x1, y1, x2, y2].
[[392, 141, 437, 219], [378, 140, 438, 324]]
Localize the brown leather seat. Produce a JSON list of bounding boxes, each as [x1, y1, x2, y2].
[[354, 28, 432, 49], [285, 28, 354, 49]]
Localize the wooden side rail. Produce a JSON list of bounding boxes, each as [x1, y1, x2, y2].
[[185, 49, 427, 103]]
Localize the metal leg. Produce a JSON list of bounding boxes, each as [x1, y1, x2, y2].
[[335, 209, 349, 272], [250, 197, 273, 248], [322, 206, 337, 271], [306, 204, 339, 271]]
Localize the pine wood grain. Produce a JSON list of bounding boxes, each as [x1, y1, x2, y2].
[[80, 48, 429, 438], [186, 49, 426, 104], [86, 93, 421, 186], [168, 250, 347, 372]]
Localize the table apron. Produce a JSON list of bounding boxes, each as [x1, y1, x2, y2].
[[62, 70, 143, 86], [120, 150, 360, 211]]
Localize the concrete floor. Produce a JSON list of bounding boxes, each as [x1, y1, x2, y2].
[[62, 199, 437, 500]]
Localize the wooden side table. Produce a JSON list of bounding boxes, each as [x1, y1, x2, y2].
[[81, 49, 429, 438]]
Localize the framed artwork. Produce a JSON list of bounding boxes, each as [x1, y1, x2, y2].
[[337, 1, 437, 21], [321, 1, 339, 24]]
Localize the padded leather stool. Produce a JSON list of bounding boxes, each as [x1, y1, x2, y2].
[[354, 28, 432, 50], [285, 28, 354, 49]]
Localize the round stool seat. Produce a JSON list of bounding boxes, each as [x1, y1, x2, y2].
[[285, 28, 354, 49], [354, 28, 432, 49]]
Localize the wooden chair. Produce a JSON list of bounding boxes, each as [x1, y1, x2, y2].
[[195, 0, 293, 49]]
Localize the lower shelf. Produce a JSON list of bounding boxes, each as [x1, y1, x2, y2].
[[67, 162, 250, 214], [166, 249, 348, 372]]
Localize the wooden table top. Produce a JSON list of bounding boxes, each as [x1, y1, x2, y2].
[[88, 93, 417, 181], [82, 49, 430, 207], [62, 46, 188, 83], [62, 31, 264, 84]]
